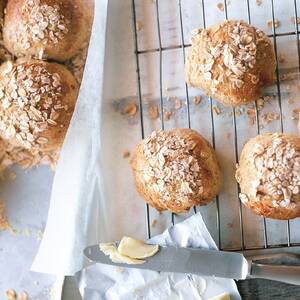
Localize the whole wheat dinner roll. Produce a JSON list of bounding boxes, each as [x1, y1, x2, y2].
[[3, 0, 92, 61], [236, 133, 300, 220], [131, 129, 222, 213], [186, 20, 276, 107], [0, 60, 78, 152]]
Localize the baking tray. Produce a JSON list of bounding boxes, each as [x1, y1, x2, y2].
[[100, 0, 300, 256]]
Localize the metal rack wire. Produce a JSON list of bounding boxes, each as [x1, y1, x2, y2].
[[131, 0, 300, 252]]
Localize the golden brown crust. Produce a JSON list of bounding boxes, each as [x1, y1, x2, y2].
[[236, 133, 300, 220], [131, 129, 222, 213], [3, 0, 93, 61], [186, 20, 276, 107], [0, 60, 79, 153]]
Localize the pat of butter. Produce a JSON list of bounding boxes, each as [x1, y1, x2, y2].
[[118, 236, 159, 259], [208, 293, 231, 300], [99, 243, 145, 265]]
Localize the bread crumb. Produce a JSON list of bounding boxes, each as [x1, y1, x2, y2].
[[174, 98, 182, 110], [0, 200, 9, 230], [193, 96, 202, 105], [262, 112, 280, 124], [278, 54, 285, 63], [292, 108, 300, 120], [123, 102, 137, 117], [212, 106, 221, 115], [288, 98, 294, 105], [6, 289, 17, 300], [224, 132, 231, 140], [151, 219, 157, 227], [217, 3, 224, 11], [267, 19, 280, 29], [164, 111, 172, 121], [123, 150, 130, 159], [256, 0, 262, 5], [8, 172, 16, 181], [115, 266, 124, 273], [291, 17, 300, 25], [19, 291, 29, 300], [136, 21, 143, 32], [247, 108, 256, 125], [148, 105, 159, 120]]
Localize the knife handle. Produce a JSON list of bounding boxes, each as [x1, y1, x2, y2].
[[248, 253, 300, 286]]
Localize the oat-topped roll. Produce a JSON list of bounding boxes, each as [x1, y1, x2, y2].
[[3, 0, 92, 61], [236, 133, 300, 220], [131, 129, 222, 213], [186, 20, 276, 107], [0, 60, 78, 152]]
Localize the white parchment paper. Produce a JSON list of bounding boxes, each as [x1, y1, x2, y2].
[[31, 0, 109, 275], [75, 213, 241, 300]]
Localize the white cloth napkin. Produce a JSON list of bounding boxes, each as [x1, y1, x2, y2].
[[75, 213, 241, 300]]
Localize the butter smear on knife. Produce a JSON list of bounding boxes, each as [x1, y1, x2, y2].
[[99, 236, 159, 265]]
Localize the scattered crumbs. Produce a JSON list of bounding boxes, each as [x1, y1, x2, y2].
[[148, 105, 159, 120], [256, 97, 264, 110], [256, 0, 262, 5], [278, 54, 285, 63], [6, 289, 17, 300], [0, 200, 9, 230], [19, 291, 29, 300], [23, 227, 31, 237], [193, 96, 202, 105], [212, 106, 221, 115], [247, 108, 256, 125], [115, 266, 124, 273], [262, 112, 280, 124], [136, 21, 143, 32], [292, 108, 300, 120], [235, 109, 242, 117], [151, 219, 158, 228], [174, 98, 182, 110], [217, 3, 224, 11], [280, 72, 298, 81], [224, 132, 231, 140], [267, 19, 280, 29], [123, 101, 137, 117], [8, 226, 19, 236], [36, 230, 43, 241], [227, 222, 234, 228], [291, 17, 300, 25], [123, 150, 130, 159], [288, 98, 295, 105], [164, 111, 172, 121], [8, 171, 16, 181]]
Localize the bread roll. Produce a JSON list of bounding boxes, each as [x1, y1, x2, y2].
[[186, 20, 276, 106], [236, 133, 300, 220], [3, 0, 92, 61], [0, 60, 78, 152], [131, 129, 222, 213]]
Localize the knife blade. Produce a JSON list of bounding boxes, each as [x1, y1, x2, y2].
[[84, 244, 249, 280]]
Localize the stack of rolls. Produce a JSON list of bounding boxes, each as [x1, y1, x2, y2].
[[0, 0, 93, 169]]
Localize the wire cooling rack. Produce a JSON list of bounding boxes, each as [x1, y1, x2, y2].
[[130, 0, 300, 253]]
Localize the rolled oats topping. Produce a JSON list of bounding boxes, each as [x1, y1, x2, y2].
[[20, 0, 70, 50], [250, 135, 300, 208], [0, 62, 63, 149], [142, 131, 204, 205], [192, 21, 269, 94]]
